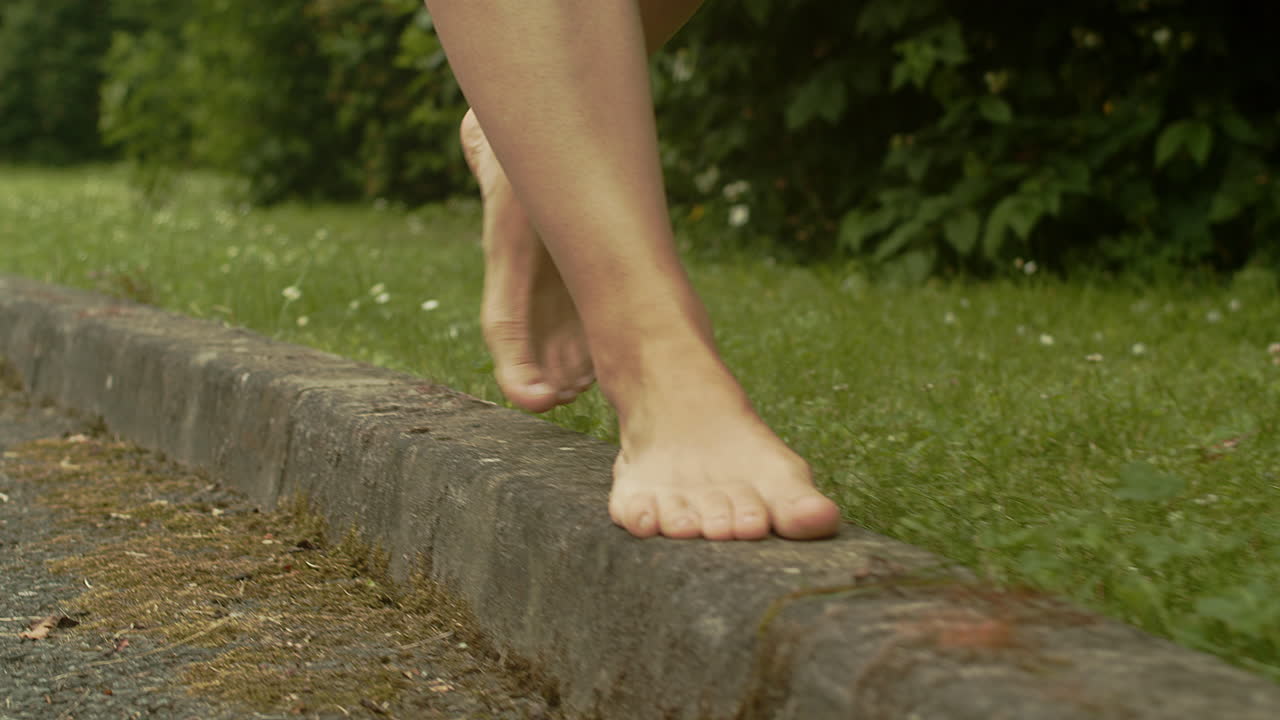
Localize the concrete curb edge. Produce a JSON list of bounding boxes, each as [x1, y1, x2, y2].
[[2, 274, 1276, 719]]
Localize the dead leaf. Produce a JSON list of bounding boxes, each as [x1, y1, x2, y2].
[[66, 434, 91, 443], [59, 457, 79, 470], [0, 492, 8, 503], [110, 637, 130, 654], [359, 698, 389, 715], [427, 678, 453, 693], [19, 615, 58, 640]]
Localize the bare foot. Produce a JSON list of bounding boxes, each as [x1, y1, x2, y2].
[[605, 342, 842, 541], [461, 109, 594, 412], [461, 110, 839, 541]]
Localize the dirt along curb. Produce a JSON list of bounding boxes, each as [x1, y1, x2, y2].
[[2, 273, 1277, 720]]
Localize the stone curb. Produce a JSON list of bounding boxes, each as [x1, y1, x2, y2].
[[2, 274, 1276, 719]]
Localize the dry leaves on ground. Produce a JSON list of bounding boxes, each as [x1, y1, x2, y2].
[[18, 614, 79, 640]]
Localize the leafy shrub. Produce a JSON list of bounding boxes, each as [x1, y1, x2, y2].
[[653, 0, 1280, 278], [303, 0, 469, 202], [98, 2, 195, 194], [95, 0, 1278, 278], [0, 0, 114, 163], [100, 0, 468, 205]]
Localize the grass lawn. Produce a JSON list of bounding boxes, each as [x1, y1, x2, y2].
[[3, 165, 1279, 680]]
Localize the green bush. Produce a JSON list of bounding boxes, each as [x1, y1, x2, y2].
[[0, 0, 114, 163], [100, 0, 469, 205], [98, 2, 195, 194], [653, 0, 1280, 278], [95, 0, 1278, 277], [303, 0, 469, 202]]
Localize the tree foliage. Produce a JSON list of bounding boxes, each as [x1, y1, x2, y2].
[[100, 0, 468, 204], [653, 0, 1280, 277], [11, 0, 1279, 277], [0, 0, 114, 163]]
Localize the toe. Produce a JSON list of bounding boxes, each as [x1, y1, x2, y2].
[[494, 365, 558, 413], [771, 494, 841, 540], [689, 490, 735, 541], [656, 494, 701, 539], [611, 492, 659, 538], [728, 489, 771, 540], [484, 318, 558, 413]]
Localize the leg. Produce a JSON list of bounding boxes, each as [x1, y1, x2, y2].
[[429, 0, 841, 540], [461, 0, 705, 413]]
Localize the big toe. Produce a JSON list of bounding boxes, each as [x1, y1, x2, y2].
[[610, 491, 659, 538], [771, 494, 841, 540], [495, 364, 559, 414]]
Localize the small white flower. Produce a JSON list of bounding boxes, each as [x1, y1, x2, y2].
[[281, 286, 302, 302], [296, 315, 309, 327], [1016, 324, 1027, 335], [1268, 342, 1280, 355], [1205, 309, 1223, 324], [1131, 342, 1147, 356], [671, 49, 694, 82], [421, 299, 440, 311], [1228, 298, 1242, 312], [227, 246, 240, 258], [943, 311, 957, 325], [693, 166, 721, 194], [375, 292, 391, 305], [314, 228, 330, 241], [369, 283, 386, 296], [728, 204, 750, 228], [959, 298, 971, 309], [1152, 27, 1172, 47], [1039, 333, 1055, 346], [448, 325, 460, 339], [348, 299, 361, 311], [1023, 260, 1038, 275], [722, 180, 751, 201], [219, 264, 231, 274], [1085, 353, 1104, 363]]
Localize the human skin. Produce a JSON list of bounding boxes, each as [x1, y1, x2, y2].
[[427, 0, 842, 541]]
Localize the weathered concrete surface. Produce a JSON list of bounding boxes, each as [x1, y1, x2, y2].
[[2, 273, 1277, 719]]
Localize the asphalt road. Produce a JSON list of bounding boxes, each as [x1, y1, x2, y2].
[[0, 382, 557, 720]]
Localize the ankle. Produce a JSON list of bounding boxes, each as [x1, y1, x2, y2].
[[597, 330, 752, 430]]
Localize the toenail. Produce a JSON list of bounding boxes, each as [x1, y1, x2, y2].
[[528, 382, 555, 397]]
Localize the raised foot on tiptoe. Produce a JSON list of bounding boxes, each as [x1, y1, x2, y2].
[[606, 371, 842, 541], [459, 108, 594, 413]]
